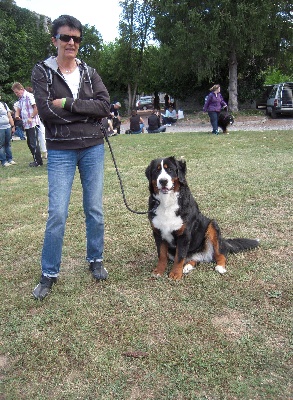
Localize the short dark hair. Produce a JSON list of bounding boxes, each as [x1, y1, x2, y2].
[[51, 15, 83, 37]]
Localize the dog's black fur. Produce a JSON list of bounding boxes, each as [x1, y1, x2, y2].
[[145, 157, 259, 280], [218, 110, 234, 133]]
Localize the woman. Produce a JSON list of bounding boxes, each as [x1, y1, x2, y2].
[[203, 84, 227, 134], [0, 96, 16, 166], [31, 15, 110, 300], [129, 109, 144, 134]]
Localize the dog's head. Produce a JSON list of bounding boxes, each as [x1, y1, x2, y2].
[[228, 114, 234, 125], [219, 112, 234, 126], [145, 156, 186, 194]]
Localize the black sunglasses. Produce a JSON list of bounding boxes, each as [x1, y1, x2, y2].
[[55, 34, 82, 44]]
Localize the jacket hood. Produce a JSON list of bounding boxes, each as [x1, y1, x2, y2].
[[43, 56, 82, 73]]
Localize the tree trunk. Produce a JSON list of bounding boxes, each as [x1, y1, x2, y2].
[[127, 83, 138, 114], [228, 49, 238, 112]]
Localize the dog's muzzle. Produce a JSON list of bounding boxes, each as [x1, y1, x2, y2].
[[158, 178, 174, 193]]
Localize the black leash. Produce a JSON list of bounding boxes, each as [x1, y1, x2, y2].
[[99, 121, 159, 215]]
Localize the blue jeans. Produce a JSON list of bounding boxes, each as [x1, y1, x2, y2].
[[0, 128, 12, 164], [132, 123, 145, 134], [41, 144, 105, 277], [208, 111, 219, 133], [14, 126, 26, 140], [162, 116, 177, 125], [147, 126, 166, 133]]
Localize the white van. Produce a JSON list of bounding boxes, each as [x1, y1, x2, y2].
[[266, 82, 293, 118]]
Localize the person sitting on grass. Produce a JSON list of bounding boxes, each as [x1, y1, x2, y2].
[[162, 106, 177, 126], [147, 109, 166, 133], [129, 109, 144, 134]]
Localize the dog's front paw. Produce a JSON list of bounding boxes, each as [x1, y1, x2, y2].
[[151, 270, 163, 278], [215, 265, 227, 274], [183, 263, 196, 274], [169, 270, 183, 281]]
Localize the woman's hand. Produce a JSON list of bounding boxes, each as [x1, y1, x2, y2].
[[52, 99, 64, 108]]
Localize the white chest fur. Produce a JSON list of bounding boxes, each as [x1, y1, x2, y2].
[[152, 192, 183, 243]]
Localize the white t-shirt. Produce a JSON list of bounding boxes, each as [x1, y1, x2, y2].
[[0, 102, 10, 129], [63, 68, 80, 100]]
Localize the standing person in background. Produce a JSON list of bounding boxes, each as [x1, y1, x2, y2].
[[109, 101, 122, 134], [12, 82, 43, 166], [164, 93, 170, 111], [203, 84, 227, 135], [129, 109, 144, 134], [0, 95, 16, 166], [31, 14, 110, 300], [25, 87, 47, 159]]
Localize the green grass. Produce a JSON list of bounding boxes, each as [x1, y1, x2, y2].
[[1, 128, 292, 399]]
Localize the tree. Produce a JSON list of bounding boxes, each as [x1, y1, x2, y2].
[[152, 0, 292, 111], [117, 0, 155, 113], [0, 0, 50, 104], [0, 2, 108, 105], [78, 24, 103, 68]]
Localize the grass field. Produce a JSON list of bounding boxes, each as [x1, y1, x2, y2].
[[1, 128, 292, 399]]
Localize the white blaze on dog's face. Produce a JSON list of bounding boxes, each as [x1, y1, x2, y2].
[[145, 156, 186, 195], [157, 160, 176, 194]]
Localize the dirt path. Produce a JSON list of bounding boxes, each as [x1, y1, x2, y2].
[[121, 111, 292, 133]]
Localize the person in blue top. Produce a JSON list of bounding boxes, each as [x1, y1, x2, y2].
[[203, 84, 227, 134]]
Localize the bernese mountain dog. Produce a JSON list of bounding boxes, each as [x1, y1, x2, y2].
[[218, 110, 234, 133], [145, 156, 259, 280]]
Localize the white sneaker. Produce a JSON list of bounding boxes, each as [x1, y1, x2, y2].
[[3, 162, 11, 167], [9, 160, 17, 165]]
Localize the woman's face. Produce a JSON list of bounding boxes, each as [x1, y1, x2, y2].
[[52, 26, 81, 60]]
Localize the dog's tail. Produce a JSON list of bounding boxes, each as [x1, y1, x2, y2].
[[224, 238, 260, 254]]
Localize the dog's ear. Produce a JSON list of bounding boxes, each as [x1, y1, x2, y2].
[[145, 161, 154, 193], [145, 163, 152, 181], [176, 159, 186, 184]]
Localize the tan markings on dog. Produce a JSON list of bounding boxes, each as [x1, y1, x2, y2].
[[152, 241, 169, 276], [173, 177, 181, 192], [185, 260, 197, 268], [175, 223, 186, 236], [152, 179, 159, 194], [169, 250, 185, 280], [206, 223, 227, 268]]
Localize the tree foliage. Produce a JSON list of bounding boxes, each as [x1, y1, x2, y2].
[[151, 0, 292, 110], [0, 0, 291, 111], [0, 0, 50, 104], [117, 0, 155, 112], [0, 1, 106, 106]]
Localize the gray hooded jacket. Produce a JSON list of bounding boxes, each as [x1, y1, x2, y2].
[[31, 56, 110, 150]]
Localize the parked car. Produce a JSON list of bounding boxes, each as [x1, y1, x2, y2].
[[266, 82, 293, 118], [255, 84, 274, 109], [136, 96, 153, 110]]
